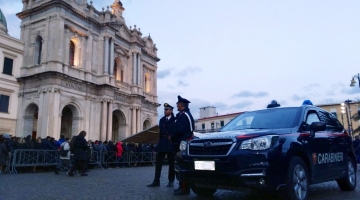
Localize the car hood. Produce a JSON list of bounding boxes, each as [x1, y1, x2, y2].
[[195, 128, 293, 140]]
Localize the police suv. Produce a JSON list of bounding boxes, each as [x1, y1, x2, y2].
[[175, 101, 357, 200]]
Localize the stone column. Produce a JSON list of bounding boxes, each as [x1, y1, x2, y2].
[[137, 54, 141, 87], [80, 37, 86, 69], [64, 30, 70, 66], [37, 89, 44, 138], [154, 70, 157, 95], [132, 53, 136, 85], [107, 101, 113, 141], [131, 107, 136, 135], [103, 37, 109, 74], [136, 108, 141, 132], [22, 0, 28, 11], [110, 38, 114, 76], [101, 99, 107, 141]]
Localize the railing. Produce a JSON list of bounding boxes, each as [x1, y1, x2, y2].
[[7, 149, 156, 174]]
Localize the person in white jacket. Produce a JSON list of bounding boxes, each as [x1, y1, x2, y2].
[[55, 137, 71, 174]]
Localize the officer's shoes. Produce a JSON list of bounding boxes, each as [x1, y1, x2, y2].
[[173, 189, 190, 195], [147, 181, 160, 187], [166, 181, 174, 187]]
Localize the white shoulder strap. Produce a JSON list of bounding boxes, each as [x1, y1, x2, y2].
[[184, 112, 193, 132]]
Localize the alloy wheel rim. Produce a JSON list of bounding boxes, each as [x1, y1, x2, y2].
[[348, 161, 355, 185], [293, 164, 307, 199]]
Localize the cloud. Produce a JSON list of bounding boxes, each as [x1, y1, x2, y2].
[[178, 67, 202, 77], [279, 100, 287, 106], [303, 83, 320, 91], [178, 80, 189, 87], [231, 101, 253, 109], [341, 87, 360, 95], [317, 98, 336, 105], [291, 94, 308, 101], [157, 69, 172, 79], [233, 90, 269, 98]]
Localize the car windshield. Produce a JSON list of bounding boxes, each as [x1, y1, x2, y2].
[[220, 107, 301, 131]]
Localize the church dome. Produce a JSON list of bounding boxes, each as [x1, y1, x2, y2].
[[0, 8, 8, 34]]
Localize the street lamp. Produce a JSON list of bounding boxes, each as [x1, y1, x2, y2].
[[350, 73, 360, 87]]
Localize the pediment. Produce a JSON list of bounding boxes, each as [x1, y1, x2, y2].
[[119, 26, 130, 40]]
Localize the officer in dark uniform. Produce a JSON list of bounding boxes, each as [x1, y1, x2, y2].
[[147, 103, 176, 187], [171, 96, 194, 195]]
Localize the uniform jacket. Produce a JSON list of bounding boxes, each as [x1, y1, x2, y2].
[[171, 108, 195, 149], [353, 139, 360, 155], [156, 114, 176, 153]]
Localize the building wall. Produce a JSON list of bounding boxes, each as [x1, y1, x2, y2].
[[0, 32, 24, 135], [317, 102, 359, 136], [15, 0, 160, 140], [195, 113, 241, 132]]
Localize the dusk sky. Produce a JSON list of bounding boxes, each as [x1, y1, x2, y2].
[[1, 0, 360, 120]]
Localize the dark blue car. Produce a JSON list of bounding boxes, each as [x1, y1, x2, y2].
[[175, 104, 357, 200]]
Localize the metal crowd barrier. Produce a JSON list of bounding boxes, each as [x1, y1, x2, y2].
[[9, 149, 59, 174], [7, 149, 156, 174]]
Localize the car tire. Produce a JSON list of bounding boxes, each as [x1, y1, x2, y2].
[[286, 157, 309, 200], [191, 185, 217, 196], [336, 156, 357, 191]]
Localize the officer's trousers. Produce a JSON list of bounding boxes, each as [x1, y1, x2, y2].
[[154, 152, 176, 182]]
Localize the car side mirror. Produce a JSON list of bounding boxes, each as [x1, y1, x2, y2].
[[310, 122, 326, 137]]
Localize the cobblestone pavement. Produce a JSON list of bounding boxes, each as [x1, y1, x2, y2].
[[0, 166, 359, 200]]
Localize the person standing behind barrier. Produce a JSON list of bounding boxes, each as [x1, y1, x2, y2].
[[55, 137, 70, 174], [0, 136, 8, 174], [41, 136, 57, 150], [171, 96, 194, 195], [56, 135, 66, 149], [115, 141, 124, 168], [68, 131, 88, 177], [147, 103, 177, 187], [85, 140, 93, 172], [25, 135, 34, 149]]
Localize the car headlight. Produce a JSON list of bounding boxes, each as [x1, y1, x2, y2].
[[240, 135, 278, 150], [179, 141, 187, 151]]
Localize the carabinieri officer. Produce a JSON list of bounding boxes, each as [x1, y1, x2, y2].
[[147, 103, 176, 187], [171, 95, 195, 195]]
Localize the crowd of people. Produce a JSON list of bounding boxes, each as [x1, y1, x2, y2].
[[0, 132, 156, 175]]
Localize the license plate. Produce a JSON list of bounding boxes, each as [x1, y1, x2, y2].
[[194, 161, 215, 171]]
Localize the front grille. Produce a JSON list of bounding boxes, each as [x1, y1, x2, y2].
[[188, 139, 234, 156]]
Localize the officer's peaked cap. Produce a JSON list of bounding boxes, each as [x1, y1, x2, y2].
[[177, 95, 191, 104], [164, 103, 173, 109]]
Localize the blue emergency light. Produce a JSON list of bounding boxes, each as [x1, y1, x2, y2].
[[302, 100, 313, 106]]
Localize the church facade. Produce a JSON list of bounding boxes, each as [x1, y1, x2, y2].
[[0, 9, 24, 136], [15, 0, 160, 141]]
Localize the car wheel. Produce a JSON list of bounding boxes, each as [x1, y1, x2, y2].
[[286, 157, 309, 200], [191, 185, 217, 196], [336, 156, 357, 191]]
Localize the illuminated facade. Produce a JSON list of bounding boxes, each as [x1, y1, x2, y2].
[[16, 0, 160, 141]]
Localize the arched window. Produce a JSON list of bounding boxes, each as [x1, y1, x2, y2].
[[69, 41, 75, 67], [34, 36, 42, 65]]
